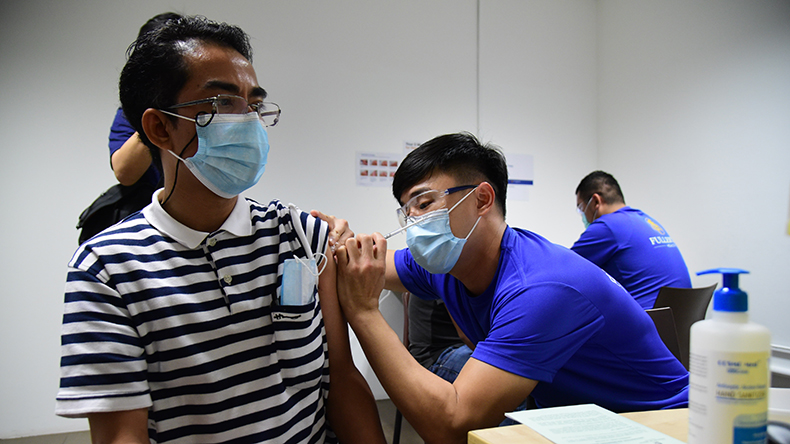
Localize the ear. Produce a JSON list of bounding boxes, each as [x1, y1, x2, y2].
[[591, 192, 603, 207], [141, 109, 175, 152], [475, 182, 497, 216]]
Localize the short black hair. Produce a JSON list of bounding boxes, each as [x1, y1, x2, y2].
[[119, 15, 253, 157], [137, 12, 183, 39], [575, 170, 625, 205], [392, 132, 508, 218]]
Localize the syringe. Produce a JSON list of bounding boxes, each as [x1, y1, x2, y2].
[[383, 213, 442, 239], [383, 224, 410, 240]]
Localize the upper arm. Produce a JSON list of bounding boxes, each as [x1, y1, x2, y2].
[[110, 133, 152, 185], [384, 249, 407, 293], [88, 408, 149, 444], [109, 109, 135, 152], [59, 266, 151, 415], [317, 246, 350, 358]]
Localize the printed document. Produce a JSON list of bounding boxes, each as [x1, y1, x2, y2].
[[505, 404, 684, 444]]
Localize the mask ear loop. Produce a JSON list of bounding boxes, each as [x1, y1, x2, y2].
[[286, 203, 329, 277], [464, 216, 482, 240], [446, 187, 481, 240], [159, 109, 215, 206], [585, 194, 599, 223], [161, 132, 197, 207], [448, 187, 478, 213], [292, 253, 328, 277]]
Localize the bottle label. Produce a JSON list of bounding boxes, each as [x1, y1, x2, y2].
[[688, 350, 769, 444]]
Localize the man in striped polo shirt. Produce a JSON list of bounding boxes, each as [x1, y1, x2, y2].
[[56, 16, 385, 444]]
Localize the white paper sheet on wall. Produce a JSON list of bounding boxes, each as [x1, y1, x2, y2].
[[505, 153, 534, 201], [404, 141, 421, 155]]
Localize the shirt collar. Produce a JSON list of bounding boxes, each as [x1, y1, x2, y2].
[[143, 189, 252, 249]]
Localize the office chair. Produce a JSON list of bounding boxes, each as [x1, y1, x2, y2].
[[652, 284, 717, 370], [645, 307, 683, 364], [392, 292, 410, 444]]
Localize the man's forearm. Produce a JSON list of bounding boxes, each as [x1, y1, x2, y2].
[[88, 409, 149, 444], [347, 309, 469, 444], [317, 252, 387, 444], [326, 358, 387, 444]]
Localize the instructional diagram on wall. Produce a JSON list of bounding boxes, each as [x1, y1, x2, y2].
[[355, 143, 535, 201], [356, 152, 401, 187], [355, 141, 421, 187]]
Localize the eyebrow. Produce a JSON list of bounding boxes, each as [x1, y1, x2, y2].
[[203, 80, 268, 100], [251, 86, 268, 100]]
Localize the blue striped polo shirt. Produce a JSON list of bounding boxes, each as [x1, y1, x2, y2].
[[56, 192, 335, 444]]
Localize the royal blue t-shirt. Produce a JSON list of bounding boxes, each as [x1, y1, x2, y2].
[[109, 108, 161, 187], [571, 207, 691, 309], [395, 226, 688, 412]]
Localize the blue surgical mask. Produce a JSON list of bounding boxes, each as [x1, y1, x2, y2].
[[581, 212, 591, 229], [406, 189, 481, 274], [579, 195, 596, 229], [169, 112, 269, 198]]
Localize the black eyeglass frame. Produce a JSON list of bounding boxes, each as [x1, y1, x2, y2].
[[163, 94, 281, 127]]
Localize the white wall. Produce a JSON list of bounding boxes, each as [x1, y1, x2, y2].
[[478, 0, 598, 246], [0, 0, 788, 439], [597, 0, 790, 346]]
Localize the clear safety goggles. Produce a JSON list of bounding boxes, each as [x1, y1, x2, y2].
[[395, 185, 478, 228]]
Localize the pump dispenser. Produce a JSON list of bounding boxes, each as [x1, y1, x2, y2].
[[688, 268, 771, 444]]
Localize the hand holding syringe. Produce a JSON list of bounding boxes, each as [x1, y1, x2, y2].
[[311, 209, 433, 250]]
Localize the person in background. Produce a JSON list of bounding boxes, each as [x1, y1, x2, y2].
[[56, 15, 385, 444], [108, 12, 182, 188], [76, 13, 184, 246], [572, 170, 691, 309], [329, 133, 688, 444], [408, 296, 470, 381]]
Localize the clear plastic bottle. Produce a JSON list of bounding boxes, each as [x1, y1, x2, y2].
[[688, 268, 771, 444]]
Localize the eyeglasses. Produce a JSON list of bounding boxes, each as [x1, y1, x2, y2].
[[160, 94, 281, 127], [576, 194, 595, 214], [395, 185, 477, 228]]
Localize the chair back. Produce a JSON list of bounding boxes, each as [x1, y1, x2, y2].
[[652, 284, 717, 369], [393, 292, 410, 444], [401, 292, 410, 347], [645, 307, 682, 364]]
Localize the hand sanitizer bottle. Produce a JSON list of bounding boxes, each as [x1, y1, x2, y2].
[[688, 268, 771, 444]]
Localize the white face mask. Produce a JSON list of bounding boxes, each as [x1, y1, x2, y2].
[[405, 189, 480, 274]]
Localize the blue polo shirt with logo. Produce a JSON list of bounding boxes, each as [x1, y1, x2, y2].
[[571, 206, 691, 309]]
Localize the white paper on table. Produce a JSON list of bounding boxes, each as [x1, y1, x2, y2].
[[505, 404, 685, 444]]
